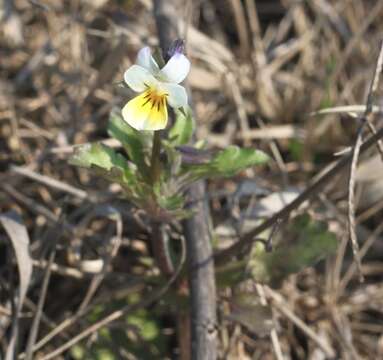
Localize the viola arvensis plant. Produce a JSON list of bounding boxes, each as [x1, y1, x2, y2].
[[71, 40, 269, 221], [122, 46, 190, 131]]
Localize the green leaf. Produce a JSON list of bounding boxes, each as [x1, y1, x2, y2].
[[184, 145, 269, 180], [70, 143, 122, 170], [169, 108, 194, 146], [213, 146, 269, 174], [127, 310, 159, 341], [157, 193, 185, 211], [249, 214, 338, 287], [107, 110, 149, 176], [69, 142, 135, 183]]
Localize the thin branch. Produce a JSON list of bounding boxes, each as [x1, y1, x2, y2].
[[347, 123, 364, 282]]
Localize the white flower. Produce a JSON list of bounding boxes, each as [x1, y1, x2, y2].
[[122, 46, 190, 131]]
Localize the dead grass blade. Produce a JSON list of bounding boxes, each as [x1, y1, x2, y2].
[[0, 211, 33, 360], [264, 287, 336, 358], [11, 165, 88, 200], [347, 40, 383, 282], [310, 105, 382, 117], [24, 242, 57, 360]]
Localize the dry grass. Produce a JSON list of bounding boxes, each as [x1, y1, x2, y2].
[[1, 0, 383, 359]]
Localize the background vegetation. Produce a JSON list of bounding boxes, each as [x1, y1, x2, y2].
[[1, 0, 383, 359]]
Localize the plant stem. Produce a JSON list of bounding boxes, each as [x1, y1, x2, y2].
[[150, 130, 162, 186]]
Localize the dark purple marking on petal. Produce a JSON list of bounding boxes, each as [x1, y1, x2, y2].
[[142, 98, 151, 107]]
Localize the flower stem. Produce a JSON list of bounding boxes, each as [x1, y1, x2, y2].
[[150, 131, 162, 186], [149, 132, 175, 276]]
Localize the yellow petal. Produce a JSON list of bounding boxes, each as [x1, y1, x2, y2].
[[122, 89, 168, 131]]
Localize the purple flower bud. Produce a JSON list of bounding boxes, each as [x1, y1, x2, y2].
[[176, 146, 212, 165], [166, 39, 185, 62]]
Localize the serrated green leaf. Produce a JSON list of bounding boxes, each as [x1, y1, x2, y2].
[[107, 110, 149, 177], [169, 108, 194, 146], [184, 145, 269, 181]]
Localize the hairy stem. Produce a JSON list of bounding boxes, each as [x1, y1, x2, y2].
[[149, 131, 175, 275], [150, 130, 162, 186]]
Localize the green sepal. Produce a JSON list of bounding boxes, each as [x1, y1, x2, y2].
[[157, 193, 185, 212], [169, 108, 194, 146], [161, 140, 182, 181]]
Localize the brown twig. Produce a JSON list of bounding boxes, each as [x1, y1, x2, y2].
[[347, 122, 364, 282], [183, 183, 217, 360]]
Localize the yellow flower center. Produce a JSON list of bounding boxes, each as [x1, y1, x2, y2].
[[141, 87, 168, 112]]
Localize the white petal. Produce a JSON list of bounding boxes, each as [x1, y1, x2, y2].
[[160, 53, 190, 84], [162, 83, 188, 109], [123, 65, 157, 92], [136, 46, 159, 74]]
